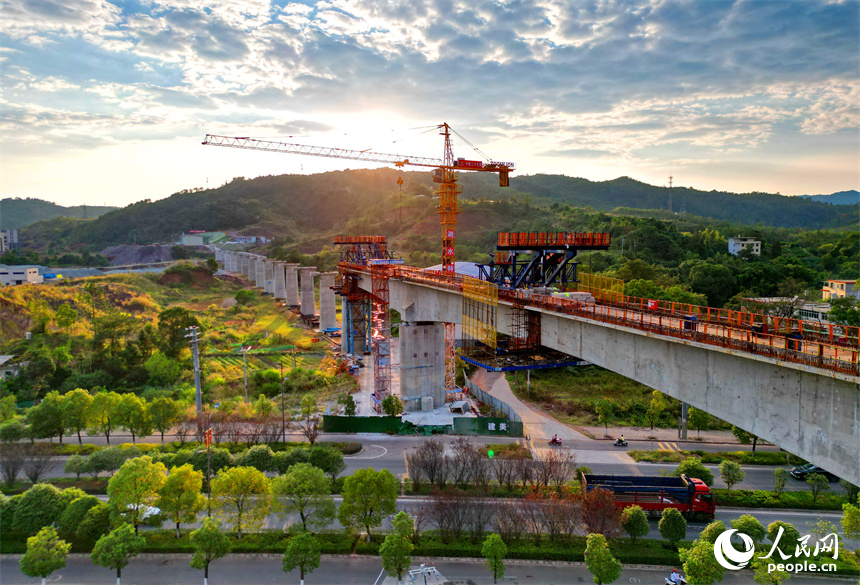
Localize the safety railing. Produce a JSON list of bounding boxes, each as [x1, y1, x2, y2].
[[497, 232, 611, 248]]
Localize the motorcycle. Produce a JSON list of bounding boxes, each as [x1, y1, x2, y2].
[[548, 438, 563, 446], [665, 574, 688, 585], [613, 438, 628, 447]]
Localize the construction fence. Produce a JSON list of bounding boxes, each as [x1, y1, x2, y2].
[[321, 415, 402, 434]]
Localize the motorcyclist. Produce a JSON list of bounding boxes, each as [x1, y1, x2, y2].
[[614, 435, 625, 445], [551, 434, 559, 444], [668, 569, 684, 584]]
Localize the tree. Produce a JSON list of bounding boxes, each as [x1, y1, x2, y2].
[[767, 521, 801, 555], [27, 391, 65, 443], [687, 407, 710, 438], [680, 539, 724, 585], [115, 393, 152, 444], [61, 388, 93, 444], [380, 528, 414, 585], [12, 483, 65, 536], [75, 502, 111, 547], [647, 391, 667, 437], [210, 466, 271, 538], [299, 393, 320, 445], [157, 464, 206, 538], [158, 307, 202, 358], [234, 289, 255, 305], [144, 351, 184, 387], [687, 262, 737, 307], [731, 425, 759, 455], [282, 531, 321, 585], [698, 520, 726, 544], [271, 463, 336, 532], [581, 487, 623, 537], [842, 499, 860, 539], [620, 505, 649, 543], [338, 393, 357, 417], [841, 480, 860, 504], [148, 397, 181, 444], [658, 508, 687, 550], [307, 447, 346, 482], [674, 458, 714, 486], [594, 398, 613, 435], [584, 533, 622, 585], [23, 443, 58, 483], [0, 419, 25, 442], [90, 523, 145, 585], [55, 303, 78, 330], [19, 526, 71, 585], [87, 390, 121, 444], [751, 555, 789, 585], [806, 473, 830, 502], [481, 533, 507, 585], [381, 395, 403, 417], [731, 514, 766, 544], [236, 445, 274, 473], [57, 495, 100, 540], [107, 456, 167, 533], [88, 445, 126, 477], [337, 468, 399, 541], [0, 443, 26, 486], [205, 257, 219, 274], [772, 468, 787, 498], [827, 297, 860, 326], [719, 460, 745, 490], [190, 518, 231, 585]]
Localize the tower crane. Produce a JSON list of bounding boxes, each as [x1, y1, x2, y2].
[[202, 123, 515, 274]]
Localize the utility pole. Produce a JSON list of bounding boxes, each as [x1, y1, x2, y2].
[[241, 347, 249, 403], [668, 175, 673, 213], [186, 326, 202, 414]]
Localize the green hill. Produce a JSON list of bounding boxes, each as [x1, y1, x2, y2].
[[0, 198, 117, 229], [16, 170, 858, 251]]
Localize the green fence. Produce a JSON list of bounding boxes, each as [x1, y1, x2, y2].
[[322, 415, 402, 434], [453, 417, 523, 437]]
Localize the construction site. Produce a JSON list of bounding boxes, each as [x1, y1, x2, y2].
[[207, 123, 860, 463]]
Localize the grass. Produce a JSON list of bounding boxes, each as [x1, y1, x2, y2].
[[507, 365, 686, 428], [629, 449, 805, 466]]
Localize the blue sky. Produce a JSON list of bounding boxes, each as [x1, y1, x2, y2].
[[1, 0, 858, 207]]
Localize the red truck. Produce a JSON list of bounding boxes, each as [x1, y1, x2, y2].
[[581, 473, 716, 522]]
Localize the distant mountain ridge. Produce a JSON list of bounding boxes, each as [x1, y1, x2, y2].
[[16, 171, 859, 250], [798, 190, 859, 205], [1, 198, 117, 229]]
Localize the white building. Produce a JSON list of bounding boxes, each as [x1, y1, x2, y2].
[[728, 236, 761, 256], [0, 355, 22, 381], [0, 265, 43, 286]]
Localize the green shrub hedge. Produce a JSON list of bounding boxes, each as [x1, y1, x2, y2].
[[714, 489, 845, 510]]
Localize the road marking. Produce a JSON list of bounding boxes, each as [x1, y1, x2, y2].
[[345, 444, 388, 459]]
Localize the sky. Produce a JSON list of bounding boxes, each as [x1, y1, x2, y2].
[[1, 0, 859, 208]]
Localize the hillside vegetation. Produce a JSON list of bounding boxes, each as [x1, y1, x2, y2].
[[1, 198, 116, 229]]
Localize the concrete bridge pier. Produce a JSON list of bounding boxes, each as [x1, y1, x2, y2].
[[340, 295, 348, 353], [264, 260, 275, 295], [399, 322, 446, 411], [299, 267, 318, 316], [224, 252, 233, 272], [242, 253, 252, 279], [285, 264, 300, 307], [318, 273, 338, 331], [273, 261, 287, 300], [254, 257, 266, 289]]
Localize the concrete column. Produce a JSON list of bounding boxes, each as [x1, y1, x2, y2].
[[241, 254, 251, 278], [264, 260, 275, 295], [255, 257, 266, 289], [318, 272, 338, 331], [340, 295, 348, 353], [273, 261, 287, 300], [224, 252, 232, 272], [399, 322, 445, 411], [230, 252, 238, 273], [299, 267, 317, 316], [285, 264, 300, 307]]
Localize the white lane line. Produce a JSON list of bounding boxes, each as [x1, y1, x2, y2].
[[345, 444, 388, 459]]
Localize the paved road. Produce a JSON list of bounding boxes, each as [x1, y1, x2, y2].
[[1, 554, 856, 584]]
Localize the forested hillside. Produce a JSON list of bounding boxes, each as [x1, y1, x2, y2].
[[0, 198, 116, 229], [17, 170, 858, 252]]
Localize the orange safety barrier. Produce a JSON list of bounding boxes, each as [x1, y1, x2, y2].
[[334, 235, 387, 244], [340, 263, 859, 376], [497, 232, 611, 248]]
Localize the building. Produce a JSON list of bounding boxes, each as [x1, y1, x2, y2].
[[0, 229, 19, 253], [0, 265, 43, 286], [234, 235, 270, 244], [728, 236, 761, 256], [822, 279, 858, 300], [796, 302, 835, 322], [0, 355, 22, 381]]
